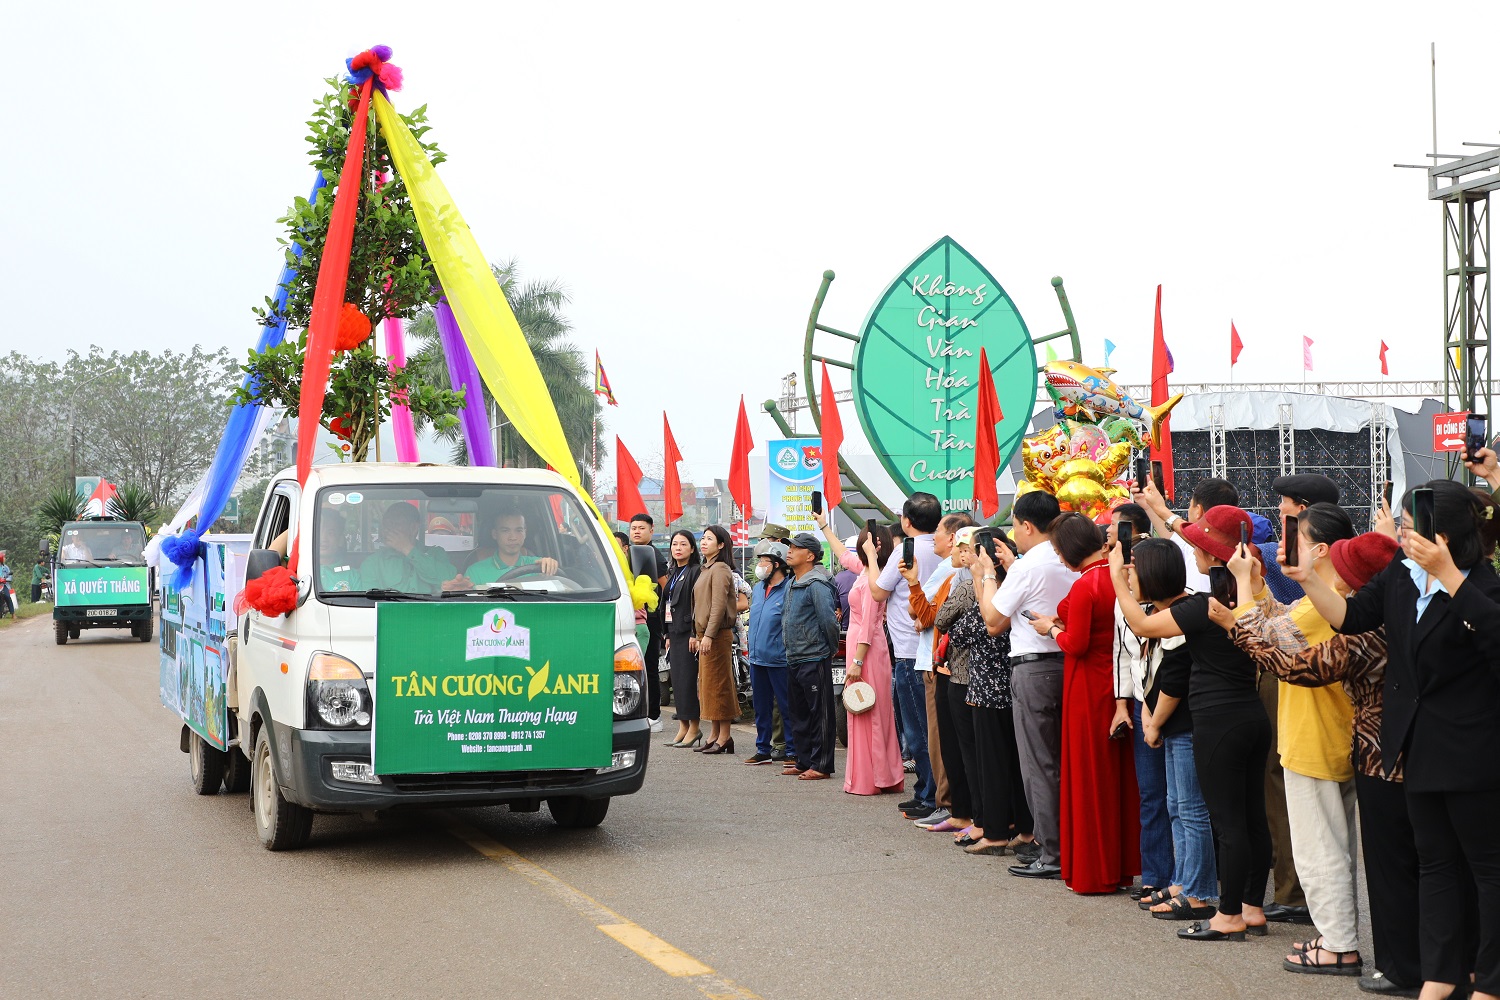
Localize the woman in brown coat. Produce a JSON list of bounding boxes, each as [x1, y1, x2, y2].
[[694, 524, 740, 755]]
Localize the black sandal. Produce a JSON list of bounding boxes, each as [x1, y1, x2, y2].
[[1178, 921, 1245, 942], [1130, 884, 1159, 902], [1153, 896, 1217, 921], [1138, 888, 1175, 911], [1282, 948, 1362, 976], [1291, 936, 1325, 953]]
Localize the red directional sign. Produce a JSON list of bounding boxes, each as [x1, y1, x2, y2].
[[1433, 411, 1469, 452]]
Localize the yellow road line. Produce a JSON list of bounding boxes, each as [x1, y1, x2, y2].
[[446, 820, 762, 999]]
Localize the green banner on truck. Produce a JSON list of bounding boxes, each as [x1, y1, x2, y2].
[[55, 567, 151, 607], [374, 602, 615, 775]]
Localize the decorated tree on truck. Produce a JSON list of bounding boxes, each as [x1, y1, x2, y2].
[[230, 75, 463, 461]]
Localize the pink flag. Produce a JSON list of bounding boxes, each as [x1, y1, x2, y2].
[[1302, 336, 1314, 372]]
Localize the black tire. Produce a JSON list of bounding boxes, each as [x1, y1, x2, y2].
[[189, 732, 226, 795], [548, 796, 610, 828], [68, 627, 80, 639], [54, 620, 67, 645], [136, 616, 154, 642], [252, 728, 312, 850], [836, 703, 848, 749], [223, 747, 252, 794]]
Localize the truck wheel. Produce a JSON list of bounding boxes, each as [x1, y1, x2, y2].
[[189, 732, 226, 795], [223, 747, 252, 793], [135, 616, 154, 642], [836, 703, 848, 749], [54, 620, 67, 645], [69, 627, 80, 639], [252, 729, 312, 850], [548, 796, 610, 828]]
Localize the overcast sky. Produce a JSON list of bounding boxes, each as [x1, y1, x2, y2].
[[10, 3, 1500, 485]]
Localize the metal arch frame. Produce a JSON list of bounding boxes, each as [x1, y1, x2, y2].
[[763, 270, 1083, 526], [1277, 403, 1295, 476], [1369, 402, 1389, 530], [1208, 405, 1228, 480]]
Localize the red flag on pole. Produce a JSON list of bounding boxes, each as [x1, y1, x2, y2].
[[728, 397, 754, 524], [663, 414, 684, 525], [818, 363, 844, 510], [1230, 322, 1244, 367], [594, 351, 618, 406], [615, 437, 648, 523], [1150, 285, 1176, 501], [1379, 340, 1390, 376], [972, 348, 1004, 519]]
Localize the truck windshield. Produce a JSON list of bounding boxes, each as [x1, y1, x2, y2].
[[59, 522, 148, 567], [314, 484, 620, 602]]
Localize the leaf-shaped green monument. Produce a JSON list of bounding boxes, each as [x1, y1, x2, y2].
[[853, 236, 1038, 511]]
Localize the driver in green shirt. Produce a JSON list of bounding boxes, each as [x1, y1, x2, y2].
[[358, 501, 470, 594], [467, 507, 559, 586]]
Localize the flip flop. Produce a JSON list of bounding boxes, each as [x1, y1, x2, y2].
[[797, 770, 830, 781], [924, 819, 964, 833]]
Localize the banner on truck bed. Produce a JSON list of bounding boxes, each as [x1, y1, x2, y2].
[[374, 602, 615, 775], [159, 537, 250, 751], [55, 567, 151, 607]]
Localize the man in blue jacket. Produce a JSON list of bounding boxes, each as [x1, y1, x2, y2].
[[745, 539, 794, 766], [780, 532, 841, 780]]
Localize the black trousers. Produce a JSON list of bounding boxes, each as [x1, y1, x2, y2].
[[933, 673, 972, 819], [644, 622, 663, 720], [1193, 705, 1273, 916], [946, 681, 979, 821], [1408, 786, 1500, 992], [789, 657, 836, 775], [1355, 772, 1422, 987], [971, 703, 1033, 839]]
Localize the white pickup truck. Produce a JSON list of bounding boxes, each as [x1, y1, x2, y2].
[[189, 463, 650, 850]]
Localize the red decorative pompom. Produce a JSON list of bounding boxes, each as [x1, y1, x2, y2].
[[334, 302, 372, 351], [240, 566, 299, 618], [351, 50, 373, 71]]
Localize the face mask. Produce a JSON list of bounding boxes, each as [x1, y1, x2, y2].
[[754, 563, 772, 581]]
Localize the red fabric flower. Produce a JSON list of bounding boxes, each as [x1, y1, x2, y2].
[[239, 566, 299, 617], [329, 414, 355, 440]]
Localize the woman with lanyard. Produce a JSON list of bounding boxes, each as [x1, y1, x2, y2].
[[1297, 480, 1500, 1000], [662, 530, 704, 749]]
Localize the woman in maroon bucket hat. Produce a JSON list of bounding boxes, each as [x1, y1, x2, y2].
[[1114, 504, 1273, 941]]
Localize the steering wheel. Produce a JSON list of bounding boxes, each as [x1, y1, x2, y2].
[[494, 562, 584, 590]]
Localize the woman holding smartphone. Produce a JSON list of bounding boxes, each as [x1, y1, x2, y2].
[[1032, 513, 1139, 894], [1297, 481, 1500, 999], [1113, 504, 1272, 941]]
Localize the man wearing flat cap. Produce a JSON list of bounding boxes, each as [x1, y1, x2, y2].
[[779, 532, 841, 779], [1260, 474, 1341, 606]]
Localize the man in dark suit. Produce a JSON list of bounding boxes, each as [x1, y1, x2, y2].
[[629, 513, 668, 731]]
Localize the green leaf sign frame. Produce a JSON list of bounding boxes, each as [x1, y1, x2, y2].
[[853, 236, 1037, 510]]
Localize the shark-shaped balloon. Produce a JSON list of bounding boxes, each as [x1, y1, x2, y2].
[[1044, 360, 1183, 450]]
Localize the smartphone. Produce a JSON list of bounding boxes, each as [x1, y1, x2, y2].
[[973, 527, 994, 561], [1284, 514, 1300, 568], [1151, 460, 1165, 495], [1209, 565, 1238, 606], [1240, 522, 1249, 552], [1466, 414, 1488, 464], [1411, 487, 1436, 541], [1021, 609, 1039, 621], [1383, 481, 1394, 508], [1109, 721, 1130, 741], [1118, 522, 1134, 564], [1134, 455, 1149, 492], [902, 536, 914, 568], [811, 490, 823, 516], [865, 518, 876, 538]]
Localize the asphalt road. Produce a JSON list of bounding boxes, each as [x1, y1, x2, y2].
[[1, 613, 1375, 1000]]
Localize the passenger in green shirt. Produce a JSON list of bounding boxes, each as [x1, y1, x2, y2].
[[467, 507, 559, 586], [31, 560, 45, 603], [358, 502, 468, 594], [317, 511, 359, 592]]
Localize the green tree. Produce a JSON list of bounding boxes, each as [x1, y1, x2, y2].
[[407, 260, 606, 490]]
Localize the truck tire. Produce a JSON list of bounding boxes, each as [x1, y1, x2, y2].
[[69, 627, 80, 639], [189, 732, 226, 795], [135, 616, 154, 642], [252, 728, 312, 850], [836, 704, 848, 749], [548, 796, 610, 828], [55, 620, 67, 645], [223, 746, 252, 793]]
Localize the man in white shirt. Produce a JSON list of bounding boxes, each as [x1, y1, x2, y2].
[[977, 491, 1077, 878], [870, 492, 944, 817]]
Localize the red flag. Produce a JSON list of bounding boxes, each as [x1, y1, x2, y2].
[[1379, 340, 1390, 376], [728, 396, 754, 523], [1230, 322, 1244, 367], [818, 363, 844, 510], [615, 437, 648, 523], [1150, 285, 1176, 501], [663, 414, 684, 525], [594, 351, 618, 406], [972, 348, 1004, 519], [84, 479, 119, 519]]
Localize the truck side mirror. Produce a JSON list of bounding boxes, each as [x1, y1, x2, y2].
[[627, 544, 658, 581], [245, 549, 282, 583]]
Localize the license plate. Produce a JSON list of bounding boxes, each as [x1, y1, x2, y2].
[[831, 666, 846, 685], [85, 609, 117, 617]]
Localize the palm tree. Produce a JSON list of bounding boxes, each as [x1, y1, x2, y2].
[[108, 483, 162, 526], [35, 487, 82, 538], [407, 260, 606, 491]]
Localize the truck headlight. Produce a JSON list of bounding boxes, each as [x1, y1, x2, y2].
[[613, 644, 645, 719], [306, 652, 371, 729]]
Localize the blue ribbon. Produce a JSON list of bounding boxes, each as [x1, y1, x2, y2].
[[163, 172, 327, 590]]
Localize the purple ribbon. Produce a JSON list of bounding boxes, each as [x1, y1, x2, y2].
[[436, 298, 495, 466]]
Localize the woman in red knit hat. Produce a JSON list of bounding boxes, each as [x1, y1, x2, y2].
[[1114, 503, 1272, 942]]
